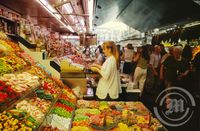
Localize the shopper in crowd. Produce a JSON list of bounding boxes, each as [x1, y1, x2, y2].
[[159, 44, 167, 57], [149, 45, 161, 89], [120, 47, 125, 72], [162, 46, 183, 88], [160, 46, 174, 64], [122, 43, 134, 80], [90, 41, 121, 100], [133, 45, 150, 96], [160, 46, 174, 88], [95, 45, 105, 65], [161, 46, 182, 108], [178, 45, 193, 91]]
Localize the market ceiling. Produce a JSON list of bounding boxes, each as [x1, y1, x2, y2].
[[0, 0, 90, 34], [93, 0, 200, 32]]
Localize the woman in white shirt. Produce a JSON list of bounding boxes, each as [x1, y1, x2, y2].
[[90, 41, 121, 100]]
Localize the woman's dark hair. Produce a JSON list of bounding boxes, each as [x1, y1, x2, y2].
[[127, 43, 133, 49], [141, 45, 150, 60], [182, 45, 192, 60], [159, 44, 167, 56]]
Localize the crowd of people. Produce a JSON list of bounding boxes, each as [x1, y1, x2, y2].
[[90, 41, 200, 101], [121, 43, 200, 97]]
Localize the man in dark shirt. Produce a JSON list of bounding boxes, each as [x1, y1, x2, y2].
[[163, 46, 182, 87]]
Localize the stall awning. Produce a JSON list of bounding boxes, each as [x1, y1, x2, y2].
[[93, 0, 200, 32]]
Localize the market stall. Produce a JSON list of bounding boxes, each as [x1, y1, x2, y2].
[[71, 100, 167, 131], [0, 32, 77, 131]]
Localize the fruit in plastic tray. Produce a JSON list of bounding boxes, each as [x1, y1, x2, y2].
[[0, 59, 13, 75], [16, 51, 35, 65], [0, 54, 27, 72], [59, 94, 76, 104], [73, 100, 162, 130], [45, 114, 71, 131], [62, 88, 77, 101], [16, 100, 45, 122], [58, 99, 75, 108], [0, 72, 40, 93], [27, 66, 48, 79], [5, 40, 21, 52], [29, 97, 51, 113], [55, 102, 73, 112], [0, 110, 34, 130], [0, 32, 8, 40], [42, 81, 60, 95], [71, 126, 91, 131], [42, 126, 59, 131], [74, 115, 90, 122], [117, 122, 130, 131], [89, 114, 104, 127], [0, 80, 20, 107], [75, 108, 101, 116], [51, 107, 72, 118], [0, 39, 13, 52]]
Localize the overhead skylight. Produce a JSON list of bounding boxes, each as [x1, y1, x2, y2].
[[97, 21, 129, 31]]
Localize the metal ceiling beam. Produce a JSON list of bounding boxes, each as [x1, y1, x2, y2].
[[63, 13, 89, 17], [54, 0, 70, 8], [53, 12, 89, 17], [55, 7, 70, 25], [116, 0, 134, 19]]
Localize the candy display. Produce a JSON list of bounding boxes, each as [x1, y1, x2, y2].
[[71, 126, 91, 131], [0, 109, 39, 130], [0, 59, 14, 75], [29, 97, 51, 113], [0, 80, 20, 111], [0, 72, 40, 93], [27, 65, 48, 79], [41, 86, 77, 131], [0, 32, 76, 131], [41, 78, 61, 98], [42, 126, 59, 131], [72, 100, 164, 131], [0, 39, 13, 52], [0, 111, 32, 131], [0, 31, 8, 40], [51, 107, 72, 118], [0, 54, 27, 72], [5, 40, 22, 52], [42, 114, 71, 131], [62, 88, 77, 103], [16, 51, 35, 65], [36, 89, 54, 101], [16, 100, 45, 122]]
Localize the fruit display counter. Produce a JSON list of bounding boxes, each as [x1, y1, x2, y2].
[[0, 32, 78, 131], [71, 100, 166, 131], [40, 87, 77, 131]]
